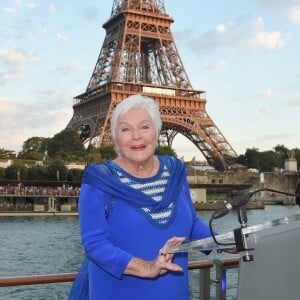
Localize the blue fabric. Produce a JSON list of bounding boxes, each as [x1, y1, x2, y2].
[[104, 156, 177, 227], [82, 155, 185, 213], [70, 155, 212, 300], [68, 257, 89, 300]]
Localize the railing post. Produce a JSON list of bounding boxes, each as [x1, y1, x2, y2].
[[213, 258, 240, 300], [188, 260, 213, 300], [199, 267, 211, 300], [214, 259, 226, 300]]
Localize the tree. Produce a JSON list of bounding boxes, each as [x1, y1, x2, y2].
[[258, 151, 281, 172], [18, 137, 48, 160], [292, 148, 300, 168], [155, 145, 177, 156], [273, 144, 289, 168], [85, 145, 103, 163], [27, 165, 49, 181], [0, 167, 5, 179], [5, 162, 28, 180], [244, 148, 260, 169], [47, 160, 68, 181], [99, 146, 117, 161], [47, 129, 85, 161], [274, 144, 289, 159], [0, 148, 16, 159], [67, 168, 84, 181]]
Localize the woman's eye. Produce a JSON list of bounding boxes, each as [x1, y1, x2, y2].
[[121, 127, 130, 132], [142, 125, 150, 130]]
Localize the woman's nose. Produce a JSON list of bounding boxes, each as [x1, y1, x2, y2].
[[132, 128, 141, 139]]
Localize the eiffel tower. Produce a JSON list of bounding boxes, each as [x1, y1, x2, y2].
[[67, 0, 237, 170]]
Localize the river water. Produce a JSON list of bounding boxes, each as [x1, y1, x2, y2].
[[0, 205, 298, 300]]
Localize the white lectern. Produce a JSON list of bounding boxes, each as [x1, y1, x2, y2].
[[168, 213, 300, 300], [236, 213, 300, 300]]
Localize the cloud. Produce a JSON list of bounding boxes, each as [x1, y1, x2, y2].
[[216, 22, 234, 34], [287, 94, 300, 106], [186, 14, 257, 55], [0, 48, 28, 65], [48, 4, 56, 14], [250, 17, 291, 50], [27, 3, 37, 10], [254, 1, 300, 26], [56, 33, 70, 43], [55, 62, 84, 75], [262, 88, 275, 98], [211, 59, 228, 71], [188, 14, 291, 56], [253, 107, 272, 117], [81, 6, 99, 20], [0, 68, 23, 85], [252, 31, 290, 50], [254, 0, 299, 12], [1, 7, 16, 14], [28, 28, 48, 40], [0, 94, 72, 152], [257, 132, 289, 142], [251, 17, 264, 32], [289, 5, 300, 25]]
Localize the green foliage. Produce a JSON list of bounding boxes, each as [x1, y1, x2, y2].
[[258, 151, 281, 172], [18, 137, 48, 160], [274, 144, 289, 160], [99, 146, 117, 161], [85, 145, 103, 163], [18, 151, 44, 161], [27, 165, 49, 181], [244, 148, 260, 169], [47, 129, 85, 161], [293, 148, 300, 166], [47, 160, 68, 181], [0, 167, 5, 179], [85, 152, 102, 163], [155, 145, 177, 156], [240, 146, 289, 172], [0, 148, 16, 159], [5, 162, 28, 180], [67, 168, 84, 181]]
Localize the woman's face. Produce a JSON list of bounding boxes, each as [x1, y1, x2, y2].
[[115, 107, 157, 164]]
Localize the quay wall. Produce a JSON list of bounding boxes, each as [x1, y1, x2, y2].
[[188, 171, 299, 193]]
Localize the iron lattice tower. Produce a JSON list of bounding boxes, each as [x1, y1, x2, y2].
[[67, 0, 237, 170]]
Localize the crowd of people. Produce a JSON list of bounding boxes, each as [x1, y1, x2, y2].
[[0, 183, 80, 197]]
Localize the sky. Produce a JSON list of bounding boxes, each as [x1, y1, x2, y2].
[[1, 0, 300, 161]]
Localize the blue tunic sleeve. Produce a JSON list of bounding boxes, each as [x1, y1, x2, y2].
[[79, 183, 133, 279], [182, 180, 213, 240]]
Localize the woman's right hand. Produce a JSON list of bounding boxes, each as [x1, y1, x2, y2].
[[124, 236, 185, 278]]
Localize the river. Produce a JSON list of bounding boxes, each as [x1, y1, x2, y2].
[[0, 205, 298, 299]]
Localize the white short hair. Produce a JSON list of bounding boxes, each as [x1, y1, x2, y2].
[[110, 94, 162, 141]]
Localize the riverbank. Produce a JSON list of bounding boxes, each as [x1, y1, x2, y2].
[[193, 200, 266, 211], [0, 211, 78, 217]]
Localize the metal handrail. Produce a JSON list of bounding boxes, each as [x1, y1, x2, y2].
[[0, 258, 240, 300], [0, 260, 220, 287], [0, 273, 76, 287]]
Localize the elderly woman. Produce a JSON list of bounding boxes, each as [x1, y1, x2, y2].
[[70, 94, 212, 300]]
